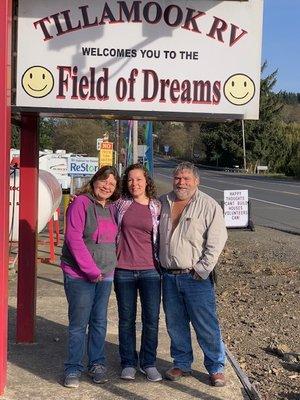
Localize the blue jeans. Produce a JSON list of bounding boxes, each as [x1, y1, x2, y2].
[[63, 274, 112, 374], [114, 268, 161, 369], [162, 272, 225, 374]]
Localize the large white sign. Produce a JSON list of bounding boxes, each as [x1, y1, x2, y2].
[[39, 153, 71, 189], [224, 189, 249, 228], [15, 0, 263, 120], [67, 156, 98, 176]]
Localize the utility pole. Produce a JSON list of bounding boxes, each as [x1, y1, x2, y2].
[[133, 120, 138, 163], [242, 119, 247, 171], [116, 120, 121, 158], [115, 119, 120, 168]]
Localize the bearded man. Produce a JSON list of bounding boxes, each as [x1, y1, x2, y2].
[[159, 162, 227, 387]]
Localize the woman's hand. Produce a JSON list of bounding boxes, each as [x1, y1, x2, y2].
[[91, 274, 103, 283], [69, 194, 77, 205]]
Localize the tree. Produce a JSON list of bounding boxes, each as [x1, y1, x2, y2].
[[245, 63, 285, 171], [53, 118, 115, 156], [282, 122, 300, 177], [39, 118, 56, 149], [11, 124, 20, 148], [156, 122, 189, 157]]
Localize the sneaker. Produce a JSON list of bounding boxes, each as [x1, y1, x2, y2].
[[121, 367, 137, 380], [140, 367, 162, 382], [63, 372, 80, 388], [88, 364, 108, 384], [165, 367, 191, 381], [209, 372, 226, 387]]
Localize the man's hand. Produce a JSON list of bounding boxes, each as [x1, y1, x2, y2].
[[190, 269, 203, 281]]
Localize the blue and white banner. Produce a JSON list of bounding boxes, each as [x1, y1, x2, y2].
[[144, 122, 154, 176]]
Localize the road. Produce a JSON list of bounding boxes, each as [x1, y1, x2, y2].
[[154, 157, 300, 235]]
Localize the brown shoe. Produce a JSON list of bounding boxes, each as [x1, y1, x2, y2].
[[209, 372, 226, 387], [165, 367, 191, 381]]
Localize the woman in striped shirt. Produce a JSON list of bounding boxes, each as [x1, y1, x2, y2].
[[114, 163, 162, 382]]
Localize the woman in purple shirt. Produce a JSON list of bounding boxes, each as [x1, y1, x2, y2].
[[114, 164, 162, 382], [60, 166, 120, 388]]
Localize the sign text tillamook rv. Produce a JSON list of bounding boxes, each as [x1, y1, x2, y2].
[[16, 0, 264, 120]]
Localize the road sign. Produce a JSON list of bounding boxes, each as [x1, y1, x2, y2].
[[224, 190, 249, 228], [96, 138, 103, 151], [99, 142, 114, 167]]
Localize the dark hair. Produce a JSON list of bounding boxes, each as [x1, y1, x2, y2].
[[122, 163, 156, 199], [77, 165, 120, 202]]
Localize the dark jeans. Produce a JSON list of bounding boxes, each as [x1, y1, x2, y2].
[[63, 274, 112, 374], [162, 272, 225, 374], [114, 268, 161, 369]]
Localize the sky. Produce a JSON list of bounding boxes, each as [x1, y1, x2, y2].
[[262, 0, 300, 93]]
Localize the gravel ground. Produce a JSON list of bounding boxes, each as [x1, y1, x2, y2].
[[216, 226, 300, 400]]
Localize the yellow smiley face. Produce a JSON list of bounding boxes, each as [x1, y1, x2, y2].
[[224, 74, 255, 106], [21, 66, 54, 98]]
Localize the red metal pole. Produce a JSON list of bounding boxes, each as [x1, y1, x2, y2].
[[0, 0, 12, 394], [16, 113, 39, 343], [48, 218, 56, 263], [54, 209, 60, 246]]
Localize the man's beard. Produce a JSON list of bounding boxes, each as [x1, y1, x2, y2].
[[174, 187, 192, 200]]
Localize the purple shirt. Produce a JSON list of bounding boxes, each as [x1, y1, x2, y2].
[[61, 195, 117, 281], [117, 201, 156, 270]]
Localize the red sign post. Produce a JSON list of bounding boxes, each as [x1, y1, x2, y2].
[[0, 0, 12, 395], [16, 113, 39, 343]]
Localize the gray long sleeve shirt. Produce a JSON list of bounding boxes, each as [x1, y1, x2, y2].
[[159, 189, 228, 280]]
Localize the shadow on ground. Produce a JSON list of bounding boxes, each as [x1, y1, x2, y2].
[[7, 305, 246, 400]]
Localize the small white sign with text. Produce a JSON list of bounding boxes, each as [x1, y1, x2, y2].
[[224, 190, 249, 228], [67, 157, 98, 176]]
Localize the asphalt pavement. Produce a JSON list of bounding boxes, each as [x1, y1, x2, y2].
[[155, 157, 300, 235]]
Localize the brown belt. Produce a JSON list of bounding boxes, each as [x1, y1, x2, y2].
[[163, 268, 191, 275]]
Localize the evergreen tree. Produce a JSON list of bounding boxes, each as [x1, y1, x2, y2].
[[246, 63, 285, 171], [39, 118, 56, 150], [11, 124, 20, 148]]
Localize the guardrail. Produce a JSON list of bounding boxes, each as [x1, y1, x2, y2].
[[194, 162, 248, 174], [157, 156, 249, 174]]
